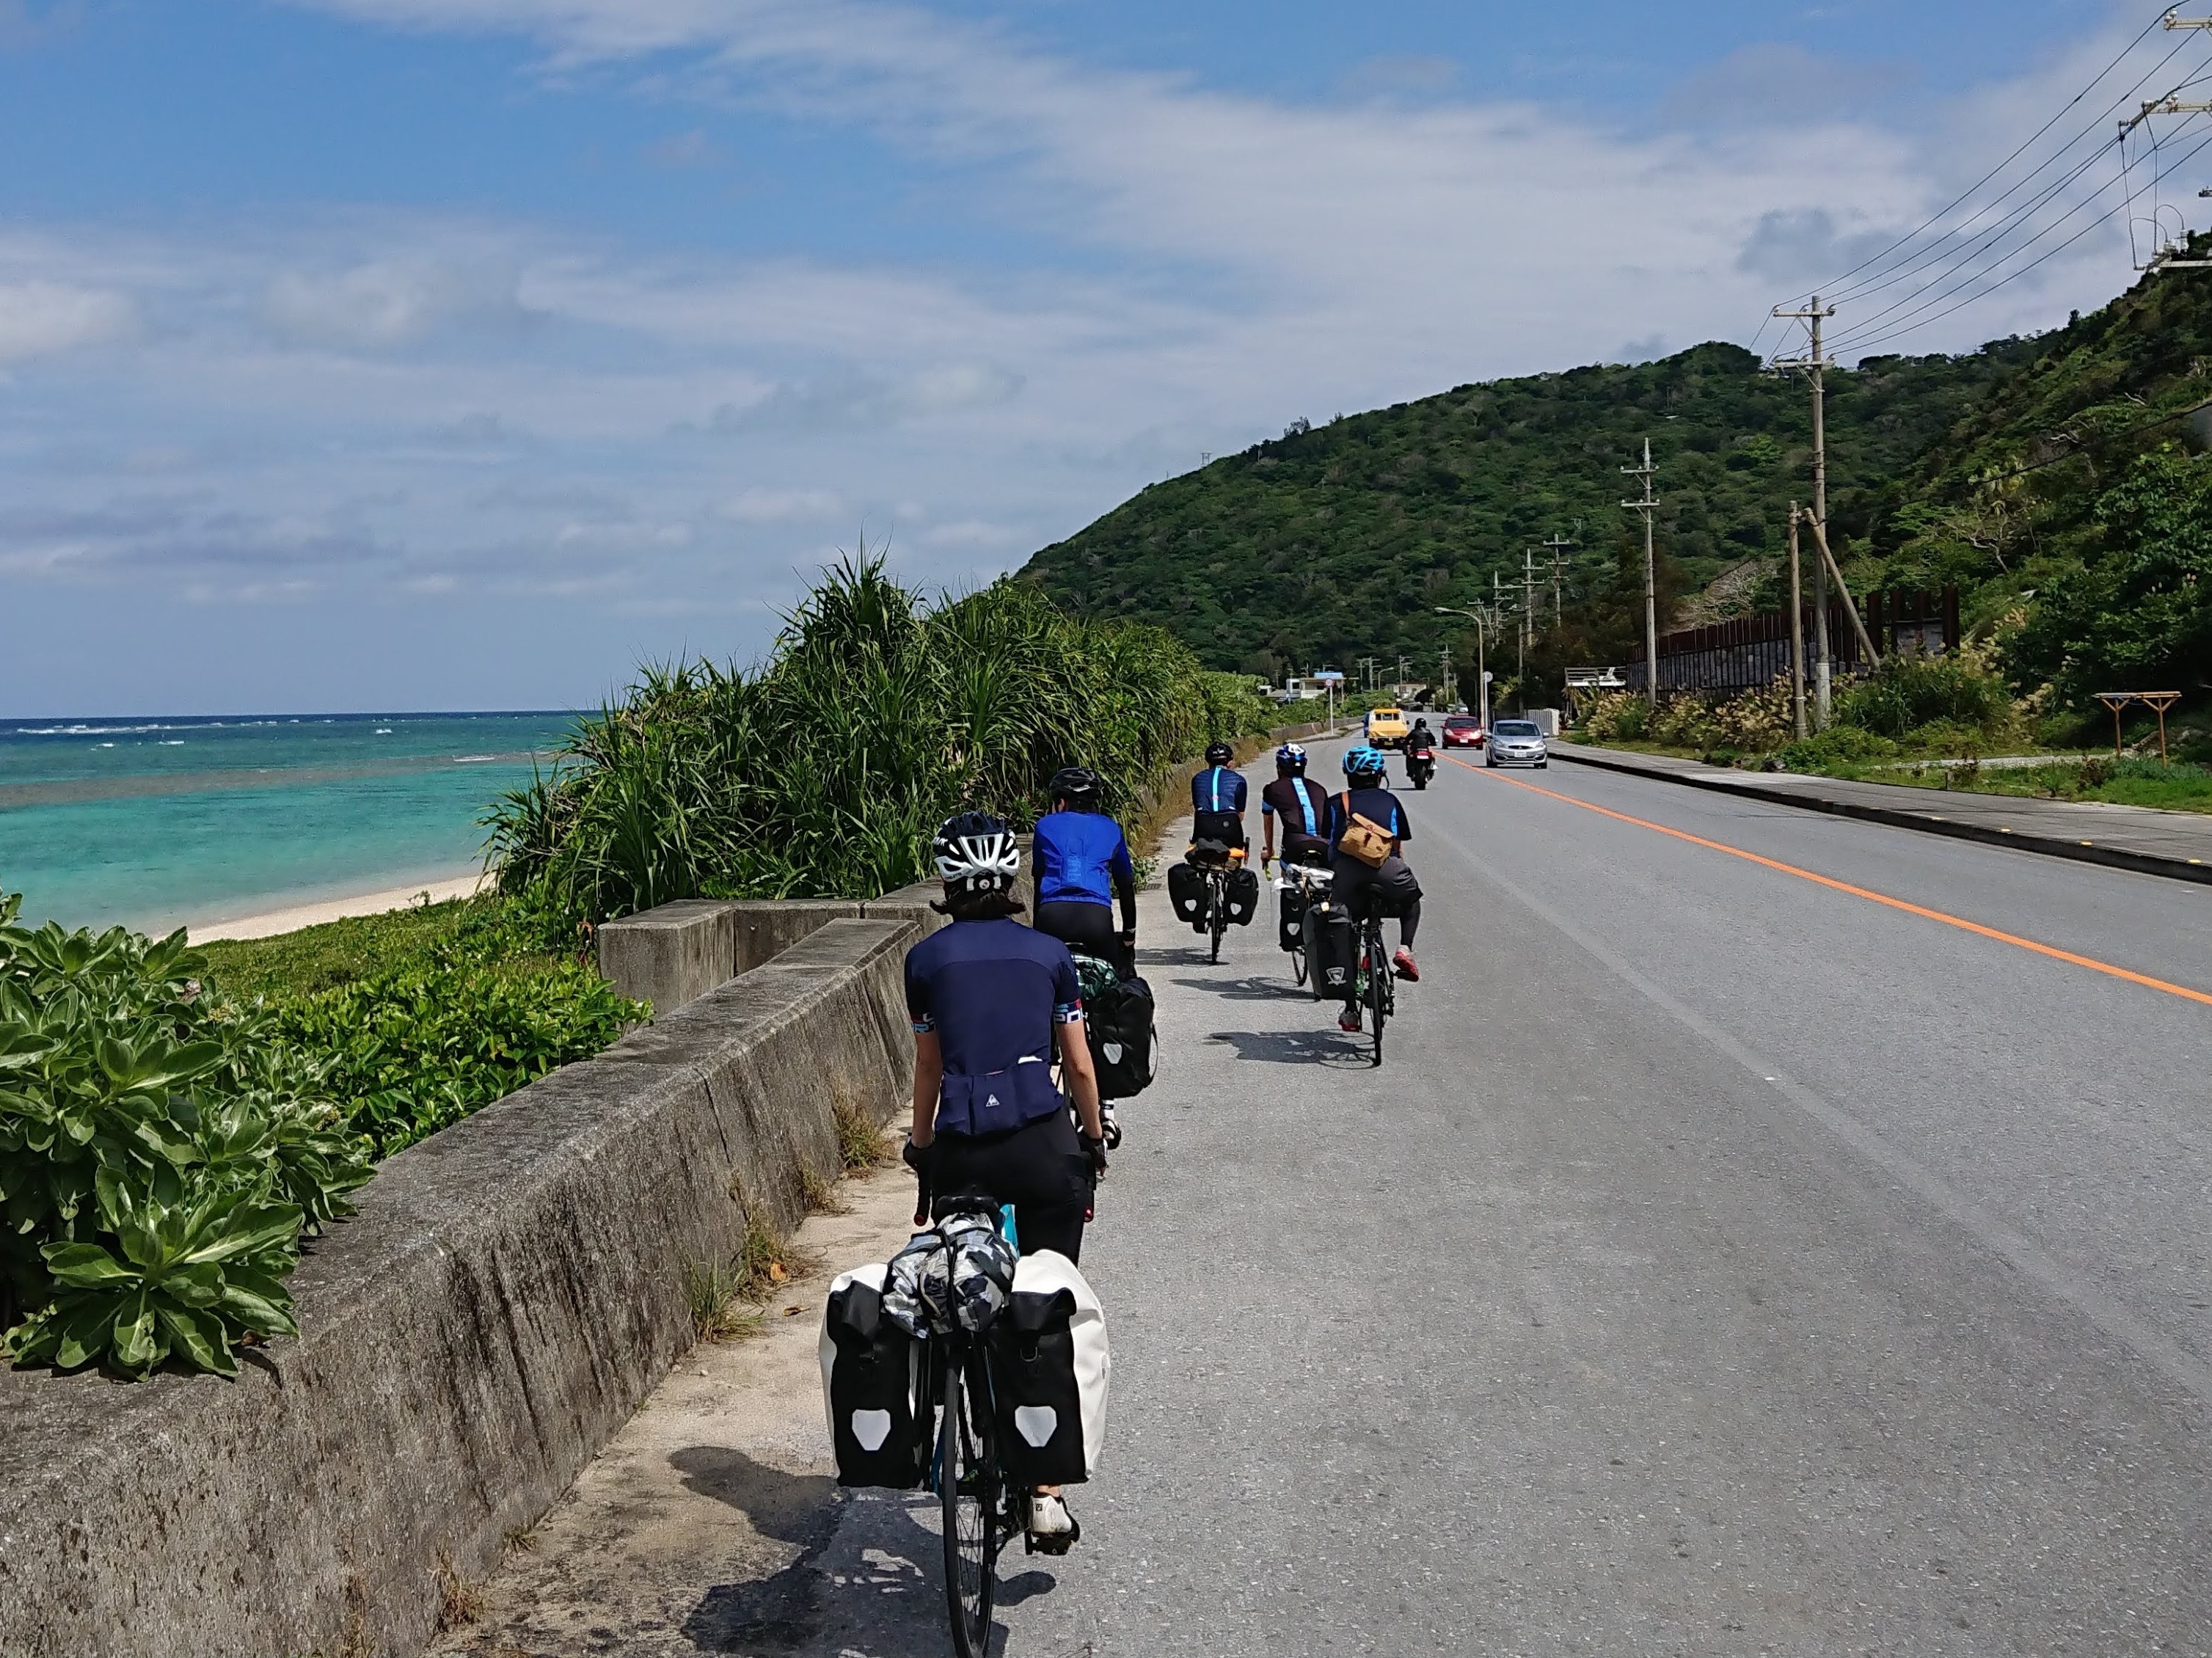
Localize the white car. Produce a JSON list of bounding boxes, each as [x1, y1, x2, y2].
[[1485, 719, 1549, 769]]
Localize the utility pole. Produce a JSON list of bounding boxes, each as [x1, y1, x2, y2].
[[1621, 439, 1660, 706], [1773, 296, 1836, 724], [1439, 644, 1453, 711], [1522, 549, 1538, 659], [1787, 505, 1808, 740], [1542, 531, 1574, 626]]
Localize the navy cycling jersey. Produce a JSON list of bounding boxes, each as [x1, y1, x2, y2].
[[1262, 775, 1332, 842], [905, 918, 1083, 1136], [1034, 809, 1133, 910], [1191, 765, 1248, 815], [1328, 785, 1412, 854]]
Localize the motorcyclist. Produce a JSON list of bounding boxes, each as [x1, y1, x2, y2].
[[1405, 718, 1437, 786], [1319, 745, 1424, 1034]]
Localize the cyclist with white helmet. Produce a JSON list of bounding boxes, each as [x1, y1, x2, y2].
[[902, 811, 1107, 1546], [1320, 745, 1423, 1034]]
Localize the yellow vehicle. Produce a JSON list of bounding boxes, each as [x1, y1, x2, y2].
[[1363, 706, 1411, 750]]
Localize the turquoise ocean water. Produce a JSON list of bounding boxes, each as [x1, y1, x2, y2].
[[0, 712, 580, 935]]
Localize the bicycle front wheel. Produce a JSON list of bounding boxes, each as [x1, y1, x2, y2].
[[1291, 943, 1308, 986], [940, 1353, 1000, 1658]]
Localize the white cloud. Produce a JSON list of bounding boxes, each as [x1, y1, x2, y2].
[[721, 486, 847, 523], [263, 259, 539, 348], [0, 281, 134, 363]]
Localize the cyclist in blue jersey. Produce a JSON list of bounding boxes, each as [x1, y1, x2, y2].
[[1189, 740, 1248, 848], [1320, 745, 1424, 1033], [903, 811, 1107, 1546], [1032, 765, 1136, 976]]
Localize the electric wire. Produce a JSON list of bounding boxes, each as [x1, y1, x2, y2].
[[1772, 7, 2172, 313]]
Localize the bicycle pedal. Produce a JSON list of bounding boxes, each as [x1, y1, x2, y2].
[[1025, 1519, 1081, 1556]]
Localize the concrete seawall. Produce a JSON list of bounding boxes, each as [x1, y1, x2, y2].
[[0, 915, 921, 1658]]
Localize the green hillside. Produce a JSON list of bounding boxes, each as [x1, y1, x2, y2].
[[1020, 337, 2040, 678]]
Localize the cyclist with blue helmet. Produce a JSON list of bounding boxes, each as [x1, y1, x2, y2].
[[1033, 765, 1136, 976], [1260, 743, 1331, 872], [1321, 745, 1423, 1033], [1189, 740, 1247, 849]]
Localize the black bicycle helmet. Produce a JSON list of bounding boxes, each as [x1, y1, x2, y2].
[[1048, 765, 1102, 808], [932, 811, 1020, 894], [1205, 740, 1234, 767]]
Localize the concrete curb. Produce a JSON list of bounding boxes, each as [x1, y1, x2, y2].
[[1550, 743, 2212, 887], [0, 916, 921, 1658]]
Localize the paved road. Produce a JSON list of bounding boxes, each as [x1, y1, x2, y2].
[[761, 743, 2212, 1657]]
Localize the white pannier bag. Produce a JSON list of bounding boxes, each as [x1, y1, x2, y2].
[[987, 1249, 1110, 1484]]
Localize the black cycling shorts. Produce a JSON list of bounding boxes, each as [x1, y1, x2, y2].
[[1034, 899, 1126, 975], [931, 1109, 1090, 1263]]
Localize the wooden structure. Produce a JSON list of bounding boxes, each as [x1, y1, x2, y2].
[[2092, 690, 2183, 759], [1626, 588, 1959, 695]]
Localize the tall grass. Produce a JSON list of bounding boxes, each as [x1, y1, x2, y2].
[[485, 556, 1271, 920]]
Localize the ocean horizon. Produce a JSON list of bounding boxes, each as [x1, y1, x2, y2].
[[0, 709, 581, 935]]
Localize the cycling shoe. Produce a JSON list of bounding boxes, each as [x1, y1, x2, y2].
[[1026, 1493, 1080, 1555], [1392, 949, 1420, 982]]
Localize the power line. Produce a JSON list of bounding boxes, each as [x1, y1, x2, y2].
[[1776, 7, 2172, 312]]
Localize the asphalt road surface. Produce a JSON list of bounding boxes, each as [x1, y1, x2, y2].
[[778, 741, 2212, 1657]]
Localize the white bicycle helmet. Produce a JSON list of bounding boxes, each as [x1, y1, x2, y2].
[[932, 811, 1021, 894]]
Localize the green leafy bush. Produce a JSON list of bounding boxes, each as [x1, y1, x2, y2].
[[1839, 652, 2012, 739], [269, 960, 643, 1160], [0, 896, 373, 1376], [487, 557, 1276, 920], [1778, 725, 1902, 770]]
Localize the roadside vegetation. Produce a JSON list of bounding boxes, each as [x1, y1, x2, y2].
[[2, 559, 1262, 1379], [483, 554, 1274, 922]]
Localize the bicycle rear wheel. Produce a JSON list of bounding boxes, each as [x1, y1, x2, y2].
[[1365, 924, 1387, 1067], [940, 1353, 1000, 1658], [1208, 877, 1227, 963]]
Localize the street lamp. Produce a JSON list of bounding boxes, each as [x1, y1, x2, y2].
[[1434, 607, 1492, 734]]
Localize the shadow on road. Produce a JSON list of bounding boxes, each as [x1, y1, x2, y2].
[[1206, 1029, 1370, 1067], [1169, 974, 1304, 1001]]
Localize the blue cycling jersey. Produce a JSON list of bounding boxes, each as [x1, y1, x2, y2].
[[905, 919, 1084, 1136], [1191, 765, 1248, 814], [1034, 809, 1134, 910]]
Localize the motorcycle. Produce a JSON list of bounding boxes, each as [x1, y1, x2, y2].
[[1405, 745, 1436, 790]]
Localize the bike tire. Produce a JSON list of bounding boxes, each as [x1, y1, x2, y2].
[[940, 1353, 999, 1658], [1209, 878, 1226, 964], [1291, 943, 1308, 985], [1366, 926, 1387, 1067]]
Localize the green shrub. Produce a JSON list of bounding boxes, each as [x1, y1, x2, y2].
[[1580, 691, 1648, 742], [0, 896, 373, 1377], [1779, 725, 1902, 770], [269, 961, 643, 1161], [486, 555, 1277, 920], [1839, 652, 2010, 740]]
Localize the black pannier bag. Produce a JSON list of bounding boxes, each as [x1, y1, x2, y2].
[[1277, 885, 1307, 952], [1223, 865, 1260, 927], [987, 1288, 1089, 1487], [1087, 974, 1156, 1099], [820, 1268, 932, 1489], [1167, 860, 1209, 924]]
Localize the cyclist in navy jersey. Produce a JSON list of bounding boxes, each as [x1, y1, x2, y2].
[[1259, 742, 1332, 871], [902, 810, 1106, 1547], [1032, 766, 1136, 976], [1320, 745, 1424, 1033], [1189, 740, 1248, 848]]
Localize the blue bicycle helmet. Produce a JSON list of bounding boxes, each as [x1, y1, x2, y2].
[[1342, 745, 1387, 781], [1275, 742, 1307, 775]]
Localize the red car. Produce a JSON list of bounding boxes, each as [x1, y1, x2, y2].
[[1442, 715, 1486, 749]]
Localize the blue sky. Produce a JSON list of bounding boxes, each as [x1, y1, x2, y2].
[[0, 0, 2178, 712]]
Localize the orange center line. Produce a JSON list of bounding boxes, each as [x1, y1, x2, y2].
[[1448, 753, 2212, 1009]]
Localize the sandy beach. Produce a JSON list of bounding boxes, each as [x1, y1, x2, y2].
[[189, 875, 484, 943]]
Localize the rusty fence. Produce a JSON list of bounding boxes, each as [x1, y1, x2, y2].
[[1624, 587, 1959, 693]]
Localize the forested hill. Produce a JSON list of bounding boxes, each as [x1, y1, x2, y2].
[[1017, 337, 2041, 676]]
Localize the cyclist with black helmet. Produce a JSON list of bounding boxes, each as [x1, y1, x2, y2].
[[903, 811, 1108, 1547], [1033, 765, 1137, 976], [1189, 740, 1248, 850], [1320, 745, 1424, 1034]]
